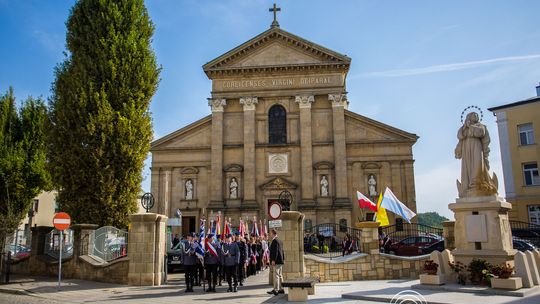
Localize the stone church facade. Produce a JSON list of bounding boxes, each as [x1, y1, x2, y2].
[[150, 24, 418, 234]]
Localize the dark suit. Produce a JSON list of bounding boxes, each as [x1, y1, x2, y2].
[[269, 236, 285, 292], [269, 236, 284, 265]]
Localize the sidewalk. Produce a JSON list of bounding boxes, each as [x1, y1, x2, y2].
[[0, 270, 362, 304], [6, 272, 539, 304]]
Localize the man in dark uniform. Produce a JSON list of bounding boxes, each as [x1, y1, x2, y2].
[[204, 233, 220, 292], [235, 233, 248, 285], [221, 234, 240, 292], [182, 232, 197, 292]]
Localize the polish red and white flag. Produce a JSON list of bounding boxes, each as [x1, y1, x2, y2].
[[357, 191, 378, 212]]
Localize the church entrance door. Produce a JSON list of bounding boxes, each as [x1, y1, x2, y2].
[[182, 216, 196, 235]]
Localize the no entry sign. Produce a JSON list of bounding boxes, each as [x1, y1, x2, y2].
[[53, 212, 71, 231]]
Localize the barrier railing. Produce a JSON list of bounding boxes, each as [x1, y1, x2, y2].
[[304, 223, 362, 259], [89, 226, 128, 262], [44, 229, 74, 259]]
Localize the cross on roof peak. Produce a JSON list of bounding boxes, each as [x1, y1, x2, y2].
[[269, 3, 281, 28]]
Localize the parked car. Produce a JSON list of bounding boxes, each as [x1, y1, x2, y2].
[[421, 240, 445, 255], [386, 236, 440, 256], [513, 237, 537, 252], [167, 241, 184, 273]]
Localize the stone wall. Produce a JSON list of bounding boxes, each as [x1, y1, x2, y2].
[[304, 223, 429, 282], [304, 252, 429, 282], [10, 224, 129, 284]]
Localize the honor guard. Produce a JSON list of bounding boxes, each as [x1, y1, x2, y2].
[[182, 232, 197, 292], [221, 234, 240, 292], [204, 233, 220, 292]]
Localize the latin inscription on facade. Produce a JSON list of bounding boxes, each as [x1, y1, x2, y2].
[[214, 74, 342, 92]]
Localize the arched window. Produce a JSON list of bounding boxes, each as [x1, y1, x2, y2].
[[268, 105, 287, 144]]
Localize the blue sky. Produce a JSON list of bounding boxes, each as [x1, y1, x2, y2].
[[1, 0, 540, 218]]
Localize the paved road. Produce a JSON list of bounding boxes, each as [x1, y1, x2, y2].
[[1, 293, 60, 304]]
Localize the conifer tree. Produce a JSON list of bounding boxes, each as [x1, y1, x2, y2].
[[49, 0, 160, 227]]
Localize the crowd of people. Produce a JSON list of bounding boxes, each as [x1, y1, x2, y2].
[[174, 229, 285, 295]]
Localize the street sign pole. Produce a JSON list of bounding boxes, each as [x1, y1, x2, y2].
[[53, 212, 71, 291], [58, 229, 62, 290]]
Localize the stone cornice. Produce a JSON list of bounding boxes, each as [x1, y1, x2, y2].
[[295, 95, 315, 109], [208, 98, 227, 112], [240, 97, 258, 111], [205, 63, 349, 78]]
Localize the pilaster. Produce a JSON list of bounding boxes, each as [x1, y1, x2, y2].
[[295, 95, 315, 206], [328, 93, 350, 206], [240, 97, 258, 207], [209, 98, 226, 208]]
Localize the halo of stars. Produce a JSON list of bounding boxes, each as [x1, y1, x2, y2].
[[460, 105, 483, 124]]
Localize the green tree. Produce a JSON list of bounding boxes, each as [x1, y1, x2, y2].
[[417, 212, 450, 228], [0, 88, 50, 254], [49, 0, 160, 228]]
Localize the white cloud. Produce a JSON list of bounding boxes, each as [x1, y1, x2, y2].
[[352, 54, 540, 78]]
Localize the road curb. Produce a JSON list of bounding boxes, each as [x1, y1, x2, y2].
[[0, 286, 38, 298]]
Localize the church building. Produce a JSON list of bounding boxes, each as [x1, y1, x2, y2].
[[150, 14, 418, 234]]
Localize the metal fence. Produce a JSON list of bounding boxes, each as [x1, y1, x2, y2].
[[510, 220, 540, 248], [304, 223, 362, 259], [380, 222, 443, 243], [89, 226, 128, 262], [44, 229, 74, 260]]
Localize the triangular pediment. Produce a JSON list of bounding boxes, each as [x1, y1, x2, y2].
[[231, 41, 322, 67], [260, 177, 298, 190], [345, 111, 418, 143], [203, 27, 350, 75], [151, 116, 212, 150]]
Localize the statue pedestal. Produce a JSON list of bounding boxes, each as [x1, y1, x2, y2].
[[448, 195, 516, 266]]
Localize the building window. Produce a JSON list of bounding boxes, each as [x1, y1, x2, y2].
[[268, 105, 287, 144], [304, 219, 313, 232], [523, 163, 540, 186], [33, 199, 39, 213], [518, 123, 535, 146], [339, 218, 347, 232], [529, 205, 540, 225]]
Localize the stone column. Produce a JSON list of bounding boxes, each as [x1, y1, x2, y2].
[[160, 168, 172, 215], [30, 226, 54, 256], [71, 224, 98, 257], [357, 222, 380, 254], [240, 97, 258, 208], [272, 211, 305, 281], [209, 98, 226, 208], [295, 95, 315, 208], [328, 93, 350, 206], [128, 213, 168, 286]]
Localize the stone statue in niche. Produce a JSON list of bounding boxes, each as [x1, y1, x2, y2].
[[368, 174, 378, 197], [455, 111, 498, 197], [320, 175, 329, 197], [229, 177, 238, 199], [185, 179, 193, 200]]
